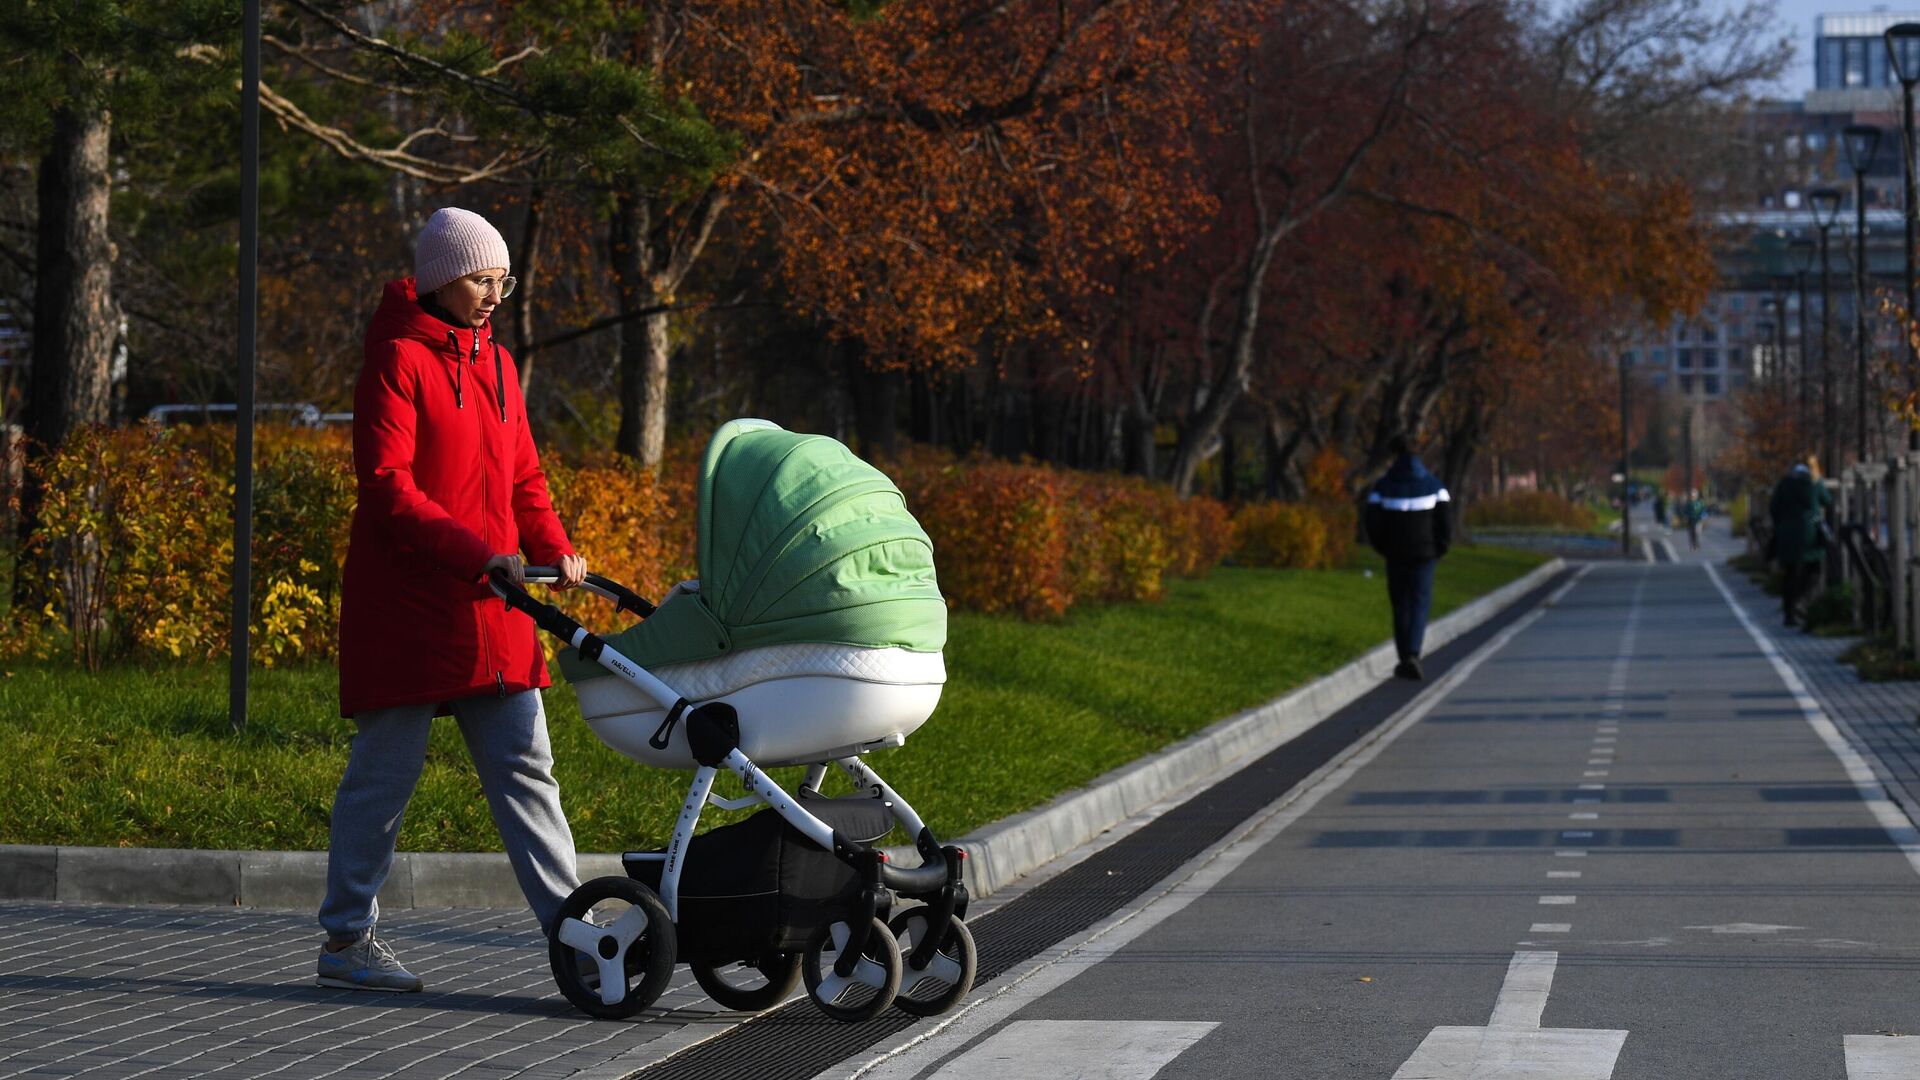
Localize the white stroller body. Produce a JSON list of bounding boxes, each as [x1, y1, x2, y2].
[[496, 420, 975, 1023], [574, 640, 946, 768]]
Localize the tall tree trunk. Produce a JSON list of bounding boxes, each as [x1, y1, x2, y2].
[[614, 309, 670, 464], [607, 194, 672, 465], [27, 106, 115, 455], [1169, 229, 1281, 496], [21, 105, 114, 618], [515, 184, 544, 397]]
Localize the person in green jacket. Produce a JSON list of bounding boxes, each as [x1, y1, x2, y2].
[[1768, 462, 1831, 627]]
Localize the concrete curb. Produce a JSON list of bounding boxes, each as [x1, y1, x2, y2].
[[0, 557, 1563, 911]]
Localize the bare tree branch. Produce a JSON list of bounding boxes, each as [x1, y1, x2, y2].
[[257, 80, 541, 184]]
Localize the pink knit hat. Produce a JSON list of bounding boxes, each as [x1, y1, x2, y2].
[[414, 208, 510, 294]]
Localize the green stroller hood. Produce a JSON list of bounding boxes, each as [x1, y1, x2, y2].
[[559, 420, 946, 683]]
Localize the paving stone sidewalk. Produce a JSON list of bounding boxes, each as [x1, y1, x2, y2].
[[1717, 557, 1920, 817], [0, 903, 728, 1079]]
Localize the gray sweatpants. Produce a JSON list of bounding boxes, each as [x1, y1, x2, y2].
[[318, 690, 580, 939]]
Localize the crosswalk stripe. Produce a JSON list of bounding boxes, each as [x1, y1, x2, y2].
[[1393, 951, 1628, 1080], [926, 1021, 1218, 1079], [1845, 1035, 1920, 1078]]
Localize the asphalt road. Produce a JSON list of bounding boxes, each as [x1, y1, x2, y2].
[[829, 562, 1920, 1080]]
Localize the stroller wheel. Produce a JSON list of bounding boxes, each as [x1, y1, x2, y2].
[[548, 876, 677, 1019], [691, 953, 802, 1012], [801, 917, 901, 1022], [888, 909, 976, 1017]]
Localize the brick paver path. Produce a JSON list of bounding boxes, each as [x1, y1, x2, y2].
[[0, 903, 725, 1079]]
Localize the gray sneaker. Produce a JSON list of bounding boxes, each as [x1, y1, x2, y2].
[[316, 931, 424, 993]]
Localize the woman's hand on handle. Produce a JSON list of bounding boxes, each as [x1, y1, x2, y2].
[[554, 553, 587, 590], [483, 553, 526, 587]]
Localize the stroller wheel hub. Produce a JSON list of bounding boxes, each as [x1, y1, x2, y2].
[[597, 936, 620, 960]]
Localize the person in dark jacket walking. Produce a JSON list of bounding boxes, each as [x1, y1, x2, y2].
[[1769, 462, 1831, 627], [320, 207, 588, 993], [1364, 436, 1453, 680]]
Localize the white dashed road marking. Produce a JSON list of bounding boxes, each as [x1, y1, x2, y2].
[[1392, 952, 1628, 1080]]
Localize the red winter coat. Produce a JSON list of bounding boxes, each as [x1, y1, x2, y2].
[[337, 278, 574, 717]]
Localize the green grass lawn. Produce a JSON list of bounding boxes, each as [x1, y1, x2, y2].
[[0, 545, 1547, 852]]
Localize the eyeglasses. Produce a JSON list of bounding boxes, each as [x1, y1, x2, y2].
[[466, 274, 517, 298]]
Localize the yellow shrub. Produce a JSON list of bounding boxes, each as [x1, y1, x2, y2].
[[1232, 501, 1354, 570]]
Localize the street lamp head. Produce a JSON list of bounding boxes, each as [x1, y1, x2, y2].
[[1843, 123, 1883, 173], [1810, 186, 1845, 227], [1887, 23, 1920, 86]]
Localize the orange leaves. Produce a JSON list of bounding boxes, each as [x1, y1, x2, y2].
[[684, 0, 1236, 368], [889, 447, 1234, 620]]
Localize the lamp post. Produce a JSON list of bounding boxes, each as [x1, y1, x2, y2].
[[1844, 123, 1881, 464], [1620, 344, 1632, 558], [1772, 274, 1793, 378], [1812, 186, 1845, 475], [1792, 237, 1816, 444], [1762, 294, 1785, 383], [1885, 23, 1920, 444]]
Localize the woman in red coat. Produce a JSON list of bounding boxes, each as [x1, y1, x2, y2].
[[318, 207, 586, 993]]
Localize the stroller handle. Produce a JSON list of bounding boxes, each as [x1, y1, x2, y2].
[[487, 567, 656, 653], [515, 566, 656, 619]]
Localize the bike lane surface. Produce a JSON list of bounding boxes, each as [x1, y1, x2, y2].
[[822, 562, 1920, 1080]]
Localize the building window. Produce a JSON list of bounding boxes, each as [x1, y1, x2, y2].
[[1701, 324, 1718, 343], [1702, 349, 1719, 370], [1652, 347, 1669, 366], [1809, 131, 1827, 151], [1678, 348, 1695, 370], [1652, 372, 1669, 388], [1730, 296, 1747, 313], [1785, 190, 1803, 209], [1620, 350, 1637, 367], [1704, 374, 1722, 395], [1681, 374, 1696, 394]]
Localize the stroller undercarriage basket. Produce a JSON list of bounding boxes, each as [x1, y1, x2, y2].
[[625, 793, 893, 963]]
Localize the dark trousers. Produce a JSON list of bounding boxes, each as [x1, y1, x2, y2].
[[1782, 560, 1817, 622], [1386, 559, 1437, 662]]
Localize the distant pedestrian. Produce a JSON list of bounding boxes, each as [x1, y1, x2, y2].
[[1653, 491, 1668, 528], [1365, 435, 1452, 681], [1768, 462, 1831, 627], [1684, 490, 1705, 551], [321, 207, 588, 993]]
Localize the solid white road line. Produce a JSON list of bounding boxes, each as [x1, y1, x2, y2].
[[814, 567, 1596, 1080], [1844, 1034, 1920, 1078], [1392, 951, 1628, 1080], [1488, 952, 1556, 1029], [1539, 896, 1576, 905], [1703, 564, 1920, 879], [1547, 871, 1581, 879], [920, 1021, 1218, 1080], [1530, 923, 1571, 933]]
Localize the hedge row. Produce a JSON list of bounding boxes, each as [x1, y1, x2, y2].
[[1464, 490, 1598, 531], [6, 426, 1371, 669]]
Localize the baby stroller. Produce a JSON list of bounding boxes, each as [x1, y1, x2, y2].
[[489, 419, 976, 1023]]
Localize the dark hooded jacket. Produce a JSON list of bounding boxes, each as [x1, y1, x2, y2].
[[1768, 469, 1831, 565], [1364, 454, 1453, 564], [337, 278, 574, 717]]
